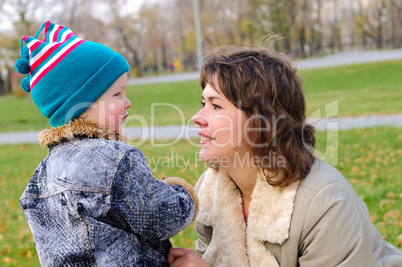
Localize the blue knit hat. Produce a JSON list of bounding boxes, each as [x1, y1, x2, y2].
[[15, 21, 129, 127]]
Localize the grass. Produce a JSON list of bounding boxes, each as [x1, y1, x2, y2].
[[300, 60, 402, 117], [1, 59, 402, 132], [1, 126, 401, 266], [0, 95, 50, 132], [1, 58, 401, 265]]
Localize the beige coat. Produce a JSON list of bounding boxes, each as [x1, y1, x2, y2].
[[194, 157, 402, 267]]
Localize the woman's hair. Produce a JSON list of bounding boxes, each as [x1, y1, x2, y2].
[[200, 37, 316, 187]]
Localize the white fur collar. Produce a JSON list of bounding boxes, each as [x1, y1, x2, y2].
[[196, 168, 299, 266]]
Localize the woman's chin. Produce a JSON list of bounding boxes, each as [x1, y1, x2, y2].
[[198, 152, 222, 166], [198, 151, 213, 163], [198, 151, 207, 162]]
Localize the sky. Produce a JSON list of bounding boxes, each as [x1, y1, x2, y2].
[[0, 0, 147, 32], [122, 0, 146, 15]]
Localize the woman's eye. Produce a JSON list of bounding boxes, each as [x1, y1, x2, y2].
[[200, 101, 221, 109]]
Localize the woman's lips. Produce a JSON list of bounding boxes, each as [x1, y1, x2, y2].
[[199, 133, 214, 144]]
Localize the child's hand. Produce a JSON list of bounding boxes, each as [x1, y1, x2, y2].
[[167, 247, 209, 267], [161, 176, 167, 182]]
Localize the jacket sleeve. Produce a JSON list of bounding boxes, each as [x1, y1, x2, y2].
[[194, 220, 213, 257], [298, 182, 379, 267], [109, 147, 198, 241], [193, 172, 213, 257]]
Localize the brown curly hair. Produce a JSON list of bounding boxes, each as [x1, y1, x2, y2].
[[200, 39, 316, 187]]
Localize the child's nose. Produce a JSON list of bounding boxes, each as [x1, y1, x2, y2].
[[125, 98, 131, 109]]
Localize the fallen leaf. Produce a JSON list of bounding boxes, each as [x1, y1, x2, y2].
[[386, 192, 395, 198], [383, 209, 401, 220]]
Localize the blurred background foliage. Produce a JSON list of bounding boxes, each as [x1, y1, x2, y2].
[[0, 0, 401, 96]]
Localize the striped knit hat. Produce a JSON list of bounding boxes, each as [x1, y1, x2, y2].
[[15, 21, 129, 127]]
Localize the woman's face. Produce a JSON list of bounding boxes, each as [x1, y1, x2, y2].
[[192, 83, 252, 167]]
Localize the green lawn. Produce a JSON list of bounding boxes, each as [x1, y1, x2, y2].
[[1, 59, 402, 132], [1, 126, 401, 266], [300, 60, 402, 116], [1, 59, 401, 265]]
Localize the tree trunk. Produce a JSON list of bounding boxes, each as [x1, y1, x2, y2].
[[0, 77, 5, 96]]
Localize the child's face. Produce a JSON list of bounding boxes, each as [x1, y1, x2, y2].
[[192, 83, 252, 167], [81, 73, 131, 133]]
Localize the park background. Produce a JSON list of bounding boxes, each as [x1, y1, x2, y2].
[[0, 0, 401, 266]]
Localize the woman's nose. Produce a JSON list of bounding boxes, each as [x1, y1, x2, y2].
[[192, 110, 208, 127]]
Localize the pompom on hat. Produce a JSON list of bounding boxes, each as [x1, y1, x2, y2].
[[15, 21, 129, 127]]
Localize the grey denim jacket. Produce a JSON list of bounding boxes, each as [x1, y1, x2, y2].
[[19, 120, 198, 267]]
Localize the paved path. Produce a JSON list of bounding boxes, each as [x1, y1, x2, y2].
[[1, 114, 401, 145], [128, 49, 402, 85], [1, 49, 402, 145], [294, 48, 402, 69]]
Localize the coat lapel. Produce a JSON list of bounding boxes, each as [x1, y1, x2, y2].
[[196, 168, 299, 267], [196, 168, 249, 266], [247, 172, 299, 266]]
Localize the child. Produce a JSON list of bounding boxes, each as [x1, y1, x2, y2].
[[15, 21, 198, 267]]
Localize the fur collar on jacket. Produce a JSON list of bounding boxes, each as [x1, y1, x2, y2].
[[39, 119, 129, 148], [196, 168, 299, 266]]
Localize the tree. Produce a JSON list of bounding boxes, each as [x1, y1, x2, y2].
[[103, 0, 143, 76], [0, 0, 7, 95], [248, 0, 312, 57], [0, 0, 46, 95], [311, 0, 324, 54], [2, 0, 402, 88], [137, 2, 170, 73], [387, 0, 401, 48], [173, 0, 198, 70]]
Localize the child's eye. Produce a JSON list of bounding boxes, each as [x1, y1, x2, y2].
[[200, 101, 205, 107], [114, 92, 121, 96]]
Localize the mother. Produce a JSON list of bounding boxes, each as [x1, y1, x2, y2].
[[168, 40, 402, 266]]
